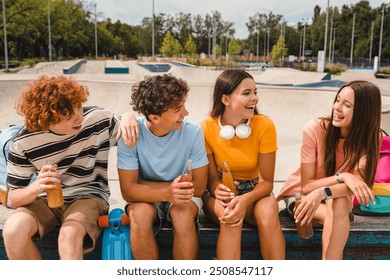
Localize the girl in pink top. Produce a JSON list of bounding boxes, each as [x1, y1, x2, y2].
[[277, 80, 382, 259]]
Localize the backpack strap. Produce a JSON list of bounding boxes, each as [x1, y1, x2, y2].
[[2, 125, 24, 160]]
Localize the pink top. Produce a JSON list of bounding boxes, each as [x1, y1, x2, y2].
[[277, 119, 365, 201]]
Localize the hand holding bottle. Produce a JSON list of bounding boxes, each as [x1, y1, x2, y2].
[[294, 192, 314, 239], [170, 160, 194, 204], [43, 160, 64, 208], [215, 162, 238, 206]]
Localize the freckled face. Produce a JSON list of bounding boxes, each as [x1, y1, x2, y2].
[[49, 106, 83, 135]]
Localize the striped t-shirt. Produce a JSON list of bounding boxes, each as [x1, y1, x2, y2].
[[7, 106, 119, 205]]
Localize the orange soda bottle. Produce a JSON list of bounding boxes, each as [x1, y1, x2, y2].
[[180, 159, 193, 183], [45, 160, 64, 208], [221, 161, 237, 196]]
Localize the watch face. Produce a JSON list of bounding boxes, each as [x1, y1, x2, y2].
[[324, 187, 332, 196]]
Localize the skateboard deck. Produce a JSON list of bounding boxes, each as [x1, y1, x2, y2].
[[98, 208, 133, 260]]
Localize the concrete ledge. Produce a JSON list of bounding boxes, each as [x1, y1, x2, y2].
[[62, 59, 86, 74], [376, 73, 390, 79], [104, 60, 129, 74], [2, 208, 390, 260]]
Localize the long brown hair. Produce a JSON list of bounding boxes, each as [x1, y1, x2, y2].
[[210, 69, 259, 117], [322, 80, 382, 187]]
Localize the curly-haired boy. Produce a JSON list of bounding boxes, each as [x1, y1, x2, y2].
[[3, 75, 136, 259]]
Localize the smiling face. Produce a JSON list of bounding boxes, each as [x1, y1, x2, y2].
[[147, 99, 189, 137], [332, 86, 355, 137], [48, 106, 84, 136], [223, 77, 258, 123]]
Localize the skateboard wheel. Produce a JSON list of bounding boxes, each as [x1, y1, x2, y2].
[[121, 214, 130, 225], [98, 215, 109, 228]]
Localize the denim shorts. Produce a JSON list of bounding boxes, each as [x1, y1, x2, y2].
[[218, 172, 259, 195], [126, 196, 203, 235]]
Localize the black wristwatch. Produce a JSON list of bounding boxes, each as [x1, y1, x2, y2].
[[322, 187, 333, 201]]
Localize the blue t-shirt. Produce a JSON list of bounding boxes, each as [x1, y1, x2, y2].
[[117, 117, 208, 181]]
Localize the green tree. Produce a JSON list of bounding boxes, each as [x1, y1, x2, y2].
[[160, 31, 180, 57], [228, 38, 241, 58], [215, 44, 221, 57], [184, 34, 197, 57], [270, 35, 288, 61], [173, 39, 183, 58]]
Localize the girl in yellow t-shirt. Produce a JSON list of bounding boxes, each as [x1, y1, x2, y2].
[[201, 69, 285, 260]]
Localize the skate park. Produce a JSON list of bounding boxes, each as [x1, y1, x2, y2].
[[1, 60, 390, 259]]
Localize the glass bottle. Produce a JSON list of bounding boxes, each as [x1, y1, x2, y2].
[[294, 192, 314, 239], [221, 161, 237, 196], [45, 160, 64, 208], [180, 159, 193, 183]]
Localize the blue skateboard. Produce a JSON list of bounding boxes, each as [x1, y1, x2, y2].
[[98, 208, 133, 260]]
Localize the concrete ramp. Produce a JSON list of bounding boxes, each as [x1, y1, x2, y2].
[[258, 68, 331, 86], [168, 65, 222, 86]]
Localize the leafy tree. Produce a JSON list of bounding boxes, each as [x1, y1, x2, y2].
[[184, 34, 197, 58], [173, 39, 183, 58], [270, 35, 288, 61], [215, 44, 221, 57], [228, 38, 241, 58], [160, 31, 180, 57]]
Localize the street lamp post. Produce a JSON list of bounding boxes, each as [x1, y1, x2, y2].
[[94, 3, 98, 59], [328, 12, 333, 62], [369, 21, 374, 66], [350, 13, 356, 68], [302, 20, 307, 62], [208, 29, 211, 58], [266, 29, 270, 61], [152, 0, 155, 57], [256, 23, 260, 63], [299, 29, 302, 59], [2, 0, 8, 70], [48, 0, 52, 62], [378, 6, 384, 69], [332, 28, 336, 63], [263, 31, 267, 61], [323, 0, 330, 63]]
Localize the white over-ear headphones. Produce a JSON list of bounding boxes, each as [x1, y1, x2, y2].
[[218, 116, 251, 140]]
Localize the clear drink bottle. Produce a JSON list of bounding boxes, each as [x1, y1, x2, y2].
[[221, 161, 237, 196], [45, 160, 64, 208], [294, 192, 314, 239], [180, 159, 193, 183]]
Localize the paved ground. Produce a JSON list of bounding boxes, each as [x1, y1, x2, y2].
[[1, 60, 389, 217]]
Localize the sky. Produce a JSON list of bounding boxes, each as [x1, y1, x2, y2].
[[91, 0, 385, 39]]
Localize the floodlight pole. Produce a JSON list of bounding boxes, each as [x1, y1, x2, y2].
[[48, 0, 52, 62], [152, 0, 155, 57], [2, 0, 8, 70]]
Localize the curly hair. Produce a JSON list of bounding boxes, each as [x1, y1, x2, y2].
[[131, 74, 189, 121], [17, 75, 89, 132]]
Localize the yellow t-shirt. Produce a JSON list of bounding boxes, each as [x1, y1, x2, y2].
[[201, 115, 277, 180]]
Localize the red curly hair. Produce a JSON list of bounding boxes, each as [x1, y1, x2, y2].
[[17, 75, 89, 132]]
